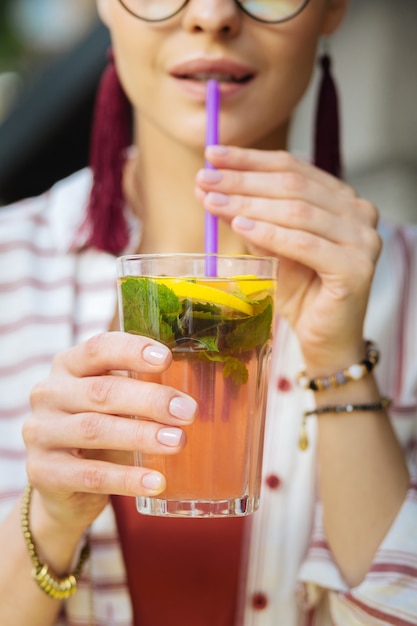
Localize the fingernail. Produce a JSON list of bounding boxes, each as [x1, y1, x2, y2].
[[233, 216, 256, 230], [143, 344, 169, 365], [169, 396, 197, 421], [157, 427, 184, 447], [206, 145, 229, 156], [141, 472, 165, 491], [197, 169, 223, 183], [207, 192, 230, 206]]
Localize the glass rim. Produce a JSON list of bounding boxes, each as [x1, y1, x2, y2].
[[118, 0, 311, 24], [117, 253, 279, 279], [117, 252, 278, 263]]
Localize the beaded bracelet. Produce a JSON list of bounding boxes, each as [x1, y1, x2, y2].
[[297, 340, 379, 392], [21, 483, 90, 600], [299, 396, 392, 451]]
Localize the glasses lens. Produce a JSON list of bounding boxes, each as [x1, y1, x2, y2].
[[119, 0, 187, 21], [238, 0, 309, 22]]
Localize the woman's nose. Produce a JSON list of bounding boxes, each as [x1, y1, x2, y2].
[[182, 0, 242, 36]]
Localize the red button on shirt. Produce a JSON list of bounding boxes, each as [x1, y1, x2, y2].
[[252, 592, 268, 610], [277, 376, 292, 392], [265, 474, 281, 490]]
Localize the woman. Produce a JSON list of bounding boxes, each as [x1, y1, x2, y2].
[[0, 0, 416, 624]]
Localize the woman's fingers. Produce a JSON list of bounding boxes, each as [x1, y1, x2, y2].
[[197, 167, 377, 224], [230, 215, 381, 284], [53, 332, 172, 378], [197, 146, 379, 231], [204, 145, 357, 197], [193, 146, 382, 368], [195, 147, 380, 270], [202, 193, 377, 250], [28, 451, 167, 497], [21, 330, 200, 530], [205, 145, 330, 177], [204, 145, 354, 199], [25, 330, 198, 504], [24, 408, 188, 455], [31, 374, 198, 425]]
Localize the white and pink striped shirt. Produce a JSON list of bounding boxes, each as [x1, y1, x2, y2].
[[1, 170, 416, 625]]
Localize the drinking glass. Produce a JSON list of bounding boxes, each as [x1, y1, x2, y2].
[[117, 254, 278, 517]]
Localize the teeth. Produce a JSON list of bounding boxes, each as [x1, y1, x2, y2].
[[182, 72, 247, 83]]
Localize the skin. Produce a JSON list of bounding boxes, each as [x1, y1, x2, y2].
[[0, 0, 410, 623]]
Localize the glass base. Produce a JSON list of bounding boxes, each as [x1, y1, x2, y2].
[[136, 495, 258, 518]]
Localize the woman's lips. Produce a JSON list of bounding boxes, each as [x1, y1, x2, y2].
[[176, 71, 251, 84], [170, 75, 254, 99], [169, 57, 256, 100]]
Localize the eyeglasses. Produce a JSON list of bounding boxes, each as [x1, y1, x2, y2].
[[118, 0, 311, 24]]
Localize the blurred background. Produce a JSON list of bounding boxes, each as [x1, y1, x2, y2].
[[0, 0, 416, 222], [0, 0, 106, 203], [0, 0, 98, 117]]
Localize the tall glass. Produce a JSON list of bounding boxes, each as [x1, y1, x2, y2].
[[117, 254, 278, 518]]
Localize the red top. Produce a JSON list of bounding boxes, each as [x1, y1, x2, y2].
[[111, 495, 247, 626]]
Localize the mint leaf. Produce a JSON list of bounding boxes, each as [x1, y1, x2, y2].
[[225, 295, 273, 353], [159, 319, 176, 345], [157, 281, 182, 318], [199, 352, 248, 385], [223, 357, 249, 385], [120, 277, 181, 342], [192, 302, 222, 315], [196, 335, 219, 351], [121, 277, 158, 336]]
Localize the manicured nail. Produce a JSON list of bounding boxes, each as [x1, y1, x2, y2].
[[143, 344, 169, 365], [206, 145, 230, 156], [141, 472, 165, 491], [207, 192, 230, 206], [157, 427, 183, 447], [233, 216, 256, 230], [169, 396, 197, 421], [197, 169, 223, 183]]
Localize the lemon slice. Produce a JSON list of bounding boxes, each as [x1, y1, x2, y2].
[[197, 276, 274, 298], [230, 276, 275, 298], [155, 278, 253, 315]]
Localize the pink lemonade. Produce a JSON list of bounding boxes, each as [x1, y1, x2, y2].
[[134, 346, 270, 503], [117, 255, 277, 517]]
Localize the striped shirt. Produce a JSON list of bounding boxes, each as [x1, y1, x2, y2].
[[1, 169, 416, 626]]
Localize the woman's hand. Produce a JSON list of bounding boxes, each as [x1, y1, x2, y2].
[[23, 332, 198, 535], [196, 146, 382, 371]]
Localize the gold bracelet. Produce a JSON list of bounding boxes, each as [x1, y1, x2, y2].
[[21, 484, 90, 600], [299, 396, 392, 451]]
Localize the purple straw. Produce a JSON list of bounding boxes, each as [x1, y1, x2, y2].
[[205, 80, 220, 276]]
